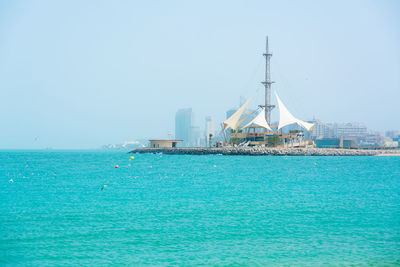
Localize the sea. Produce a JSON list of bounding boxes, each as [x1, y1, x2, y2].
[[0, 150, 399, 266]]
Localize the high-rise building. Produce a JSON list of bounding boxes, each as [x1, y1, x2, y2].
[[323, 123, 335, 138], [175, 108, 193, 147], [310, 120, 335, 139], [334, 122, 367, 139], [205, 116, 215, 147], [310, 120, 325, 139]]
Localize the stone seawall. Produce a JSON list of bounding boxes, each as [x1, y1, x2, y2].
[[130, 147, 400, 156]]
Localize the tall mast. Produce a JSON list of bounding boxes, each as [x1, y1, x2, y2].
[[262, 36, 275, 124]]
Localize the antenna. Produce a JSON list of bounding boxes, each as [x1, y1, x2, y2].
[[261, 36, 275, 124]]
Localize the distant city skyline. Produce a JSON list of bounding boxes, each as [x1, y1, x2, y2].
[[0, 0, 399, 148]]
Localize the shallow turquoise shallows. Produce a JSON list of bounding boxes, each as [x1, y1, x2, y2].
[[0, 151, 399, 265]]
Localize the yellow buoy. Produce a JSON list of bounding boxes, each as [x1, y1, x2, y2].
[[130, 156, 134, 160]]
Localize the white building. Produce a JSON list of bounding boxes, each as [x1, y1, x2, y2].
[[310, 120, 335, 139], [334, 122, 367, 139], [310, 120, 325, 139], [360, 131, 383, 147]]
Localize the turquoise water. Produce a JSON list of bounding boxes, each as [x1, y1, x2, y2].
[[0, 151, 399, 265]]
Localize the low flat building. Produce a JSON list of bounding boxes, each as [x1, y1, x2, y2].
[[315, 138, 340, 148], [316, 137, 358, 149], [149, 140, 183, 148]]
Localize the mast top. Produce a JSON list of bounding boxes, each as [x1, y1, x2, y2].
[[264, 36, 272, 56]]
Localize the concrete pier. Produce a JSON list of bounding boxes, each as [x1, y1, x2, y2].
[[130, 147, 400, 156]]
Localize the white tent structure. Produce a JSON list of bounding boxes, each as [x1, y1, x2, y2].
[[275, 92, 314, 131], [223, 96, 253, 131], [222, 92, 313, 135], [220, 37, 316, 147], [242, 108, 272, 131]]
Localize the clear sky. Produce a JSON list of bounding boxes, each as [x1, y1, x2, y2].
[[0, 0, 399, 149]]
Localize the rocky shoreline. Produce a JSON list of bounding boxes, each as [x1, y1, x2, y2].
[[130, 147, 400, 156]]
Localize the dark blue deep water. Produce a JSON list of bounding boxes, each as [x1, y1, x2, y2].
[[0, 151, 399, 265]]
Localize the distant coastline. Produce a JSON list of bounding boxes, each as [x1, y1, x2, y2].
[[131, 147, 400, 156]]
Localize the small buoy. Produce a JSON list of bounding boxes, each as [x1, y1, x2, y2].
[[9, 179, 14, 183], [115, 165, 119, 168], [130, 156, 134, 160], [101, 184, 108, 190], [213, 165, 217, 168]]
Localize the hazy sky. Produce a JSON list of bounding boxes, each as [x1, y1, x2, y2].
[[1, 0, 399, 149]]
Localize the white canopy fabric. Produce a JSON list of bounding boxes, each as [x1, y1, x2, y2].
[[243, 108, 272, 131], [236, 109, 257, 128], [223, 96, 253, 130], [275, 92, 314, 131]]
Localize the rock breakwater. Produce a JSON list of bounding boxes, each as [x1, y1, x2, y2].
[[130, 147, 400, 156]]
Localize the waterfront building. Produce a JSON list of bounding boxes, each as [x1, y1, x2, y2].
[[310, 121, 369, 145], [224, 92, 313, 147], [222, 37, 314, 147], [359, 131, 383, 147], [316, 137, 358, 149], [149, 139, 182, 148], [175, 108, 194, 147]]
